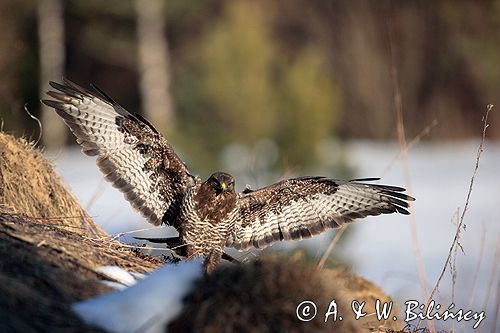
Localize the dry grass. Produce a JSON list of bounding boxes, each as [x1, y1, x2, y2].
[[0, 131, 163, 273], [0, 131, 105, 237], [0, 211, 162, 274]]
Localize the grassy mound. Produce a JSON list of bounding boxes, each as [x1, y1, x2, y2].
[[0, 132, 162, 332], [169, 253, 403, 333], [0, 132, 104, 237]]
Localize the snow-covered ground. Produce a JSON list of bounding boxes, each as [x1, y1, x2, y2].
[[74, 260, 202, 333], [341, 141, 499, 332], [48, 141, 499, 331]]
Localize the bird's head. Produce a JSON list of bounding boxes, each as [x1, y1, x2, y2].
[[207, 172, 235, 195]]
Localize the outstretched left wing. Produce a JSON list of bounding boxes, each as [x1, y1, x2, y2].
[[42, 78, 197, 226], [228, 177, 414, 250]]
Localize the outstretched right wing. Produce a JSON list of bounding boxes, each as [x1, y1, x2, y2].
[[42, 78, 197, 226], [228, 177, 415, 250]]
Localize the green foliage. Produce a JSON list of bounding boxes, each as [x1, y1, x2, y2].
[[175, 0, 342, 172], [277, 45, 341, 168], [200, 1, 278, 144]]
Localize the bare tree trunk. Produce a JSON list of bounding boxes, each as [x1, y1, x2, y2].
[[135, 0, 175, 132], [38, 0, 66, 150]]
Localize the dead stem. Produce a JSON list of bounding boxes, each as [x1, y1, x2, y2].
[[386, 19, 431, 330], [317, 227, 347, 269], [115, 243, 174, 253], [423, 104, 493, 329], [85, 177, 106, 211], [24, 103, 43, 146], [380, 119, 438, 178], [110, 225, 168, 241]]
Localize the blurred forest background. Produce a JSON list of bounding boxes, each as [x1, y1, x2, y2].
[[0, 0, 498, 177]]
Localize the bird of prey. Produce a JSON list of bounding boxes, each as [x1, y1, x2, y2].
[[43, 78, 415, 272]]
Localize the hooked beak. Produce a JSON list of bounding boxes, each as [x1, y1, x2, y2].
[[220, 182, 227, 192]]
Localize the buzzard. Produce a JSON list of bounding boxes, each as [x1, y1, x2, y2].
[[43, 79, 415, 272]]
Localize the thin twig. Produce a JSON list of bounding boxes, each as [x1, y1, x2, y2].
[[24, 103, 43, 146], [110, 225, 168, 241], [115, 243, 174, 253], [86, 177, 107, 211], [423, 104, 493, 327], [450, 209, 461, 333], [380, 119, 438, 178], [317, 227, 347, 270], [386, 19, 431, 328]]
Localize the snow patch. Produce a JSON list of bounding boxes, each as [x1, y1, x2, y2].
[[73, 259, 203, 333]]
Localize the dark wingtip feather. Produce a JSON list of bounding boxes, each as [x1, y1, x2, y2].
[[46, 90, 68, 100], [373, 184, 407, 192], [48, 80, 61, 89], [41, 99, 63, 108], [355, 179, 416, 215], [352, 179, 416, 205], [48, 80, 82, 99], [395, 206, 411, 215], [350, 177, 381, 182], [381, 189, 416, 202]]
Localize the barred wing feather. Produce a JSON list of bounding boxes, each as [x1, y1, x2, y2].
[[42, 78, 196, 226], [228, 177, 415, 250]]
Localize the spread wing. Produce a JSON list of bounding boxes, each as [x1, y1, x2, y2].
[[228, 177, 415, 250], [42, 78, 197, 226]]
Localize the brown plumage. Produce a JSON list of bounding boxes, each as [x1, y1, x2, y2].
[[43, 78, 415, 272]]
